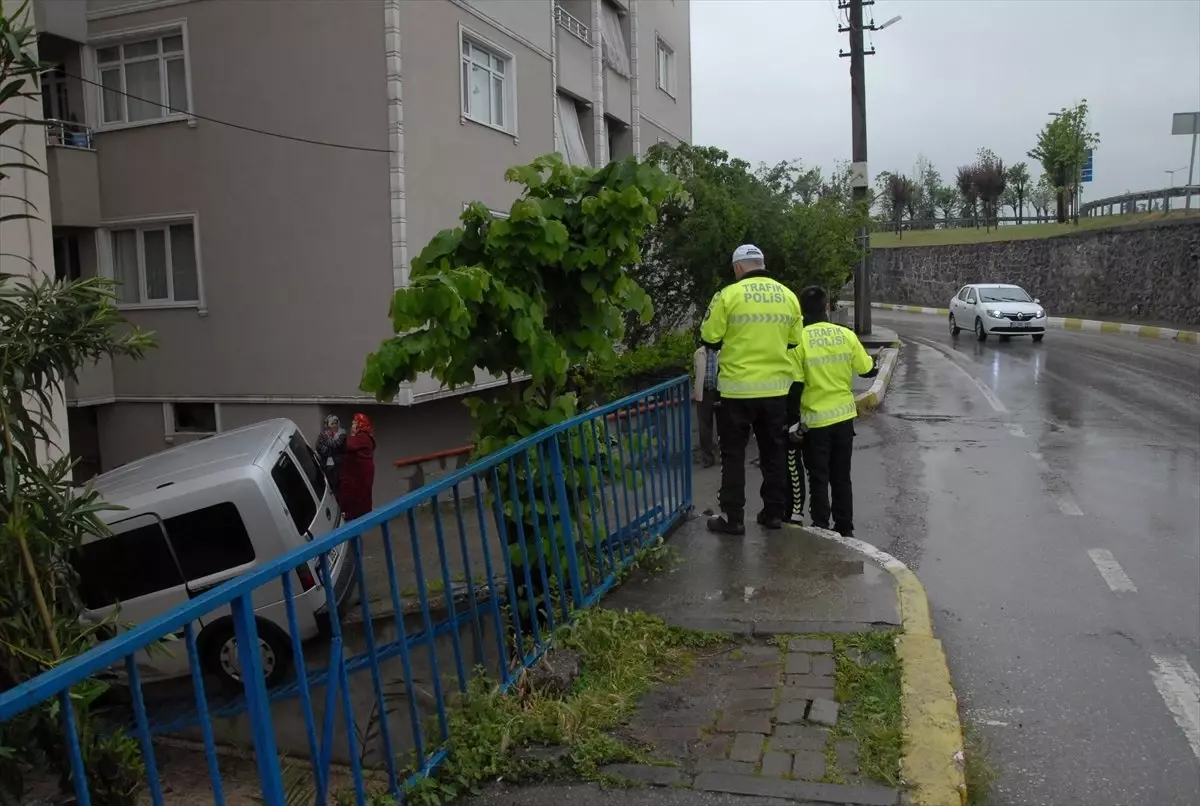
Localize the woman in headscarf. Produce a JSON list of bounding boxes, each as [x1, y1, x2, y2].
[[315, 414, 346, 502], [339, 413, 376, 521]]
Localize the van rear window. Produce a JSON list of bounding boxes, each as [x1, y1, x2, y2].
[[74, 503, 255, 609], [272, 450, 316, 535]]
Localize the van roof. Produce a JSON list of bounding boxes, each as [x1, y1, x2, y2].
[[88, 418, 297, 505]]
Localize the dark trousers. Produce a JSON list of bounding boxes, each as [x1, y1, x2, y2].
[[716, 396, 788, 522], [696, 394, 718, 463], [786, 442, 806, 522], [802, 418, 856, 532]]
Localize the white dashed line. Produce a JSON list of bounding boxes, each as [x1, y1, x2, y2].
[[1027, 452, 1084, 515], [1086, 549, 1138, 592], [1149, 654, 1200, 762], [1008, 424, 1028, 438]]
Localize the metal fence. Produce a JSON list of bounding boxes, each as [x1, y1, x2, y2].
[[0, 377, 692, 805]]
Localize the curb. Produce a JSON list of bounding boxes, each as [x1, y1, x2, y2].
[[870, 302, 1199, 345], [855, 346, 900, 413], [795, 526, 967, 806]]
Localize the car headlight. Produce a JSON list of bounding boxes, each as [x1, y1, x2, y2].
[[1034, 309, 1046, 319], [987, 309, 1006, 319]]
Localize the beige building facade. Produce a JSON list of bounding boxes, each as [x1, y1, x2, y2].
[[31, 0, 691, 503]]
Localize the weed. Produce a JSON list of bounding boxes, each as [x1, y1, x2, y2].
[[962, 722, 998, 806], [827, 632, 903, 787]]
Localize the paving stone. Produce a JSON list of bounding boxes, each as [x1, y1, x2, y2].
[[780, 685, 836, 702], [725, 689, 776, 711], [733, 666, 783, 689], [692, 771, 901, 805], [810, 654, 837, 677], [835, 739, 860, 775], [788, 638, 834, 653], [695, 759, 756, 775], [786, 673, 835, 689], [693, 734, 729, 760], [770, 724, 829, 752], [759, 750, 793, 778], [792, 749, 826, 780], [599, 764, 683, 786], [808, 697, 840, 727], [784, 653, 812, 675], [717, 710, 773, 735], [735, 645, 784, 668], [775, 699, 810, 724], [728, 732, 766, 763]]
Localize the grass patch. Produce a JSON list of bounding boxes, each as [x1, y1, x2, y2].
[[829, 631, 903, 786], [396, 608, 727, 805], [871, 210, 1198, 248], [963, 721, 998, 806]]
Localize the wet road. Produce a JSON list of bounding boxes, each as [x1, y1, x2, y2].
[[851, 311, 1200, 806]]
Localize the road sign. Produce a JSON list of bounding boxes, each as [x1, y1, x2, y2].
[[1080, 149, 1094, 183], [1171, 112, 1200, 136]]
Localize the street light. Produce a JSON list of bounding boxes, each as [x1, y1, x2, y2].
[[877, 15, 902, 30], [1165, 166, 1188, 187]]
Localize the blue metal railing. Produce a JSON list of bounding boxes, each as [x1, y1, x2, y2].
[[0, 377, 692, 805]]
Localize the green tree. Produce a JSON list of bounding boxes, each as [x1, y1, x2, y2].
[[1027, 99, 1100, 223], [974, 156, 1006, 231], [1004, 161, 1031, 224], [885, 173, 914, 237], [1028, 174, 1055, 220], [933, 184, 960, 226], [1, 4, 156, 802], [956, 164, 980, 227]]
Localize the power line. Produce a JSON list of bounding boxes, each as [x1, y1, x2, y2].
[[60, 70, 392, 154]]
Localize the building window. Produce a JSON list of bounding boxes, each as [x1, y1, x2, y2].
[[167, 401, 218, 436], [109, 220, 199, 305], [555, 93, 591, 167], [95, 30, 189, 126], [656, 38, 676, 97], [460, 33, 513, 133]]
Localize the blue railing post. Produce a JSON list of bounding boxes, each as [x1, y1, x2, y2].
[[231, 594, 286, 806], [549, 436, 586, 609]]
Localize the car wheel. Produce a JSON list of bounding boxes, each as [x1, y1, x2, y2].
[[949, 314, 960, 336], [200, 618, 293, 693], [975, 317, 988, 341], [1032, 333, 1045, 342]]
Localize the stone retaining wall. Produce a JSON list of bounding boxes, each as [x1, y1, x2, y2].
[[870, 217, 1200, 325]]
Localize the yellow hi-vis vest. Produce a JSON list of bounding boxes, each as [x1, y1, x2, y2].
[[789, 322, 874, 427], [700, 273, 803, 399]]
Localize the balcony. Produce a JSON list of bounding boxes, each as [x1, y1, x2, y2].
[[66, 354, 115, 407], [33, 0, 87, 43], [555, 4, 593, 100], [44, 120, 101, 228], [555, 2, 590, 43]]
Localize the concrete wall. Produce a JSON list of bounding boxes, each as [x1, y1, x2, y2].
[[870, 217, 1200, 325]]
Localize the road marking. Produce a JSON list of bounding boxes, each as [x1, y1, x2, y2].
[[1028, 452, 1084, 515], [1149, 654, 1200, 762], [1086, 549, 1137, 592], [1008, 424, 1028, 438], [979, 720, 1009, 727], [911, 337, 1009, 413]]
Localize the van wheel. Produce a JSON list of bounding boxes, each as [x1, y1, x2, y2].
[[199, 618, 293, 693], [949, 314, 960, 336], [975, 318, 988, 341]]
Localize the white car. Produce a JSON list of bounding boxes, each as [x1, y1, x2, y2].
[[948, 283, 1047, 342]]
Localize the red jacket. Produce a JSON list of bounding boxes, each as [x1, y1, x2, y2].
[[339, 433, 376, 520]]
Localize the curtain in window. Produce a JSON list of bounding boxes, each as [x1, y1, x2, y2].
[[111, 230, 139, 303], [125, 60, 162, 121], [600, 4, 631, 77], [142, 230, 168, 300], [170, 224, 199, 302], [556, 95, 590, 168]]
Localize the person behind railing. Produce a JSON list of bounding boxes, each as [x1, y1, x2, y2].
[[315, 414, 346, 503], [691, 344, 720, 467], [700, 244, 804, 534], [787, 286, 879, 538], [340, 413, 376, 521]]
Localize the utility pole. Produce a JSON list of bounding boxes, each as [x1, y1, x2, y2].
[[840, 0, 874, 336]]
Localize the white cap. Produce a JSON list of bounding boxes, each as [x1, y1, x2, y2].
[[731, 244, 764, 264]]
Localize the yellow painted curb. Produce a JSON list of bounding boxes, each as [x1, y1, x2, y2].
[[1137, 325, 1161, 339], [1178, 330, 1199, 345], [1098, 321, 1122, 334], [855, 347, 899, 413], [904, 305, 924, 313], [1063, 318, 1084, 330]]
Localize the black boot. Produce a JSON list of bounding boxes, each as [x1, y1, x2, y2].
[[834, 523, 855, 538], [707, 515, 745, 535], [756, 511, 782, 530]]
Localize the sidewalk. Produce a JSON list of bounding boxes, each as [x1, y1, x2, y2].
[[465, 462, 911, 806]]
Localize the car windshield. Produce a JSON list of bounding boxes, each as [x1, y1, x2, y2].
[[978, 287, 1032, 303]]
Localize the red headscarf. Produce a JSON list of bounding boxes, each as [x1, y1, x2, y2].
[[352, 413, 374, 438]]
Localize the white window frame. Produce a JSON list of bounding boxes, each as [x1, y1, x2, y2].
[[656, 36, 676, 98], [99, 212, 206, 313], [87, 19, 195, 132], [163, 401, 221, 443], [458, 25, 518, 138]]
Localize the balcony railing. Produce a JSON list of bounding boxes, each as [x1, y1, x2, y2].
[[45, 118, 93, 150], [555, 3, 590, 43]]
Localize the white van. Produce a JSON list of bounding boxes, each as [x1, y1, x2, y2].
[[73, 419, 356, 690]]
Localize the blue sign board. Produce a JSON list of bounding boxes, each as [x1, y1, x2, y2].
[[1080, 149, 1094, 183]]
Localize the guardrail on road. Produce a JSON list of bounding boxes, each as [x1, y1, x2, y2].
[[0, 377, 693, 805]]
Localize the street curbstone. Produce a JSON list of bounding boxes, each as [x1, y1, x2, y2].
[[789, 526, 968, 806], [870, 302, 1199, 346], [855, 346, 900, 413]]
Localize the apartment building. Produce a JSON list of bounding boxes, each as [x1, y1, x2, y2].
[[30, 0, 691, 503]]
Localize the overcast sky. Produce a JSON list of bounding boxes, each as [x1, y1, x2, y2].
[[691, 0, 1200, 201]]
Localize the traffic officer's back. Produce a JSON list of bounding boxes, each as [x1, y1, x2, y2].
[[699, 244, 804, 533], [787, 286, 878, 537]]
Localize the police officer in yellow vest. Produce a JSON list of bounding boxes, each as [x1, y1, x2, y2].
[[787, 286, 879, 537], [700, 244, 804, 534]]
